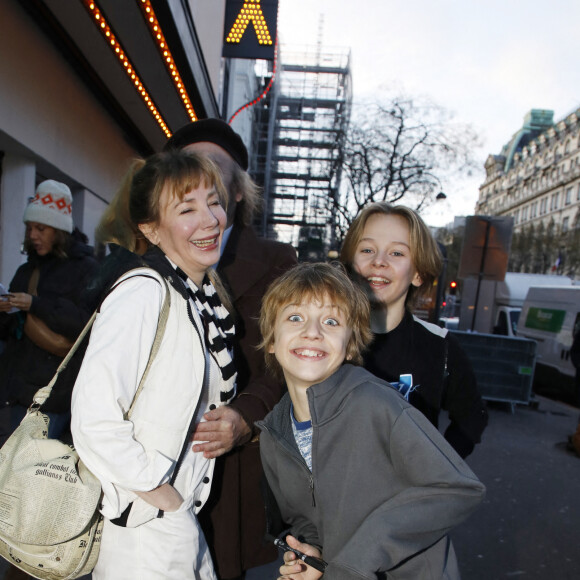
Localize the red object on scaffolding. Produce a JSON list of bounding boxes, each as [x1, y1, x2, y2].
[[228, 38, 278, 125]]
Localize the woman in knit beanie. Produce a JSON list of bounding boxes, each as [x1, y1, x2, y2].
[[0, 179, 98, 443]]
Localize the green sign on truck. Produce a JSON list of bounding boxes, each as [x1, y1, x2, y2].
[[524, 307, 566, 333]]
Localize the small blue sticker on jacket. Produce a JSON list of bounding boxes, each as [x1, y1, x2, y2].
[[390, 374, 417, 400]]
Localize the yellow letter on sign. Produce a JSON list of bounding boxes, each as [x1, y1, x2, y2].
[[226, 0, 273, 45]]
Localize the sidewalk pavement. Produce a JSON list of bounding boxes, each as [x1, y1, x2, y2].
[[450, 395, 580, 580]]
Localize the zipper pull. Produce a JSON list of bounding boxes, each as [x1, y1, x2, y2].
[[309, 474, 316, 507]]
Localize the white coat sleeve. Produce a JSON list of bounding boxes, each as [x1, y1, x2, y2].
[[71, 276, 174, 498]]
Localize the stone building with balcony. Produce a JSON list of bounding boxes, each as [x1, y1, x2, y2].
[[476, 107, 580, 275]]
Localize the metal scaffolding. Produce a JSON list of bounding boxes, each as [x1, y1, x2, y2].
[[251, 45, 352, 260]]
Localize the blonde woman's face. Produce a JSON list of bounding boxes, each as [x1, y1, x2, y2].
[[183, 142, 241, 227], [139, 181, 226, 286], [352, 213, 422, 311]]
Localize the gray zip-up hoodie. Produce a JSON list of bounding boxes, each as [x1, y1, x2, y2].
[[257, 365, 485, 579]]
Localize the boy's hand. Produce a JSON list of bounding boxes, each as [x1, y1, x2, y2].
[[191, 406, 252, 458], [278, 535, 324, 580]]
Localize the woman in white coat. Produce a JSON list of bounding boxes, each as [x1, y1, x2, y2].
[[71, 151, 236, 579]]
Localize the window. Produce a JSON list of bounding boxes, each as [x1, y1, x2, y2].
[[562, 217, 570, 232], [540, 198, 547, 214], [577, 183, 580, 201], [566, 187, 573, 205]]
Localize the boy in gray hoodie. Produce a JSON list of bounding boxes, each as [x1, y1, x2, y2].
[[257, 263, 485, 579]]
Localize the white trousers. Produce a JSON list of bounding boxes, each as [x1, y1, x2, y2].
[[93, 508, 216, 580]]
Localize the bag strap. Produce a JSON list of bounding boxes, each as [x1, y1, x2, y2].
[[30, 269, 170, 414], [27, 267, 40, 296], [124, 274, 171, 420]]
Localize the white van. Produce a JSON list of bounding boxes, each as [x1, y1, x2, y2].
[[516, 285, 580, 404]]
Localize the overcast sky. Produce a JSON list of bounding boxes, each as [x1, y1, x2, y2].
[[277, 0, 580, 225]]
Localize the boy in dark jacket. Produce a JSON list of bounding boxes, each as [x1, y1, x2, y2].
[[256, 263, 485, 579]]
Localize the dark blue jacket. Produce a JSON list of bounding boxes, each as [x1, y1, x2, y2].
[[0, 237, 98, 412]]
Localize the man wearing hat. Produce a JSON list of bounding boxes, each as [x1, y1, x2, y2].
[[164, 120, 297, 579]]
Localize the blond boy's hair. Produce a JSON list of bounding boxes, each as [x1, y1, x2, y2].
[[259, 262, 372, 380]]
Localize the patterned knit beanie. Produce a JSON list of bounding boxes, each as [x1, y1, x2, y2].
[[23, 180, 73, 233]]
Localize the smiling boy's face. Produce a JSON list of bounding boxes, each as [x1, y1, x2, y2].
[[269, 294, 352, 394]]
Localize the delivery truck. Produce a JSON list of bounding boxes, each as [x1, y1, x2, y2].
[[459, 272, 572, 337], [516, 285, 580, 405]]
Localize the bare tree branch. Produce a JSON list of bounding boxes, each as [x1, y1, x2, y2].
[[330, 94, 481, 245]]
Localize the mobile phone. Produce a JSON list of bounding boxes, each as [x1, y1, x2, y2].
[[273, 537, 328, 573]]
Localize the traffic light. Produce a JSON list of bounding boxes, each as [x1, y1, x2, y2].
[[449, 281, 457, 295]]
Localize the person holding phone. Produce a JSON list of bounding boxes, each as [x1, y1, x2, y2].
[[0, 180, 98, 442], [257, 263, 485, 579]]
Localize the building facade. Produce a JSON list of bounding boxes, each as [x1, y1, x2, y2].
[[475, 107, 580, 275]]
